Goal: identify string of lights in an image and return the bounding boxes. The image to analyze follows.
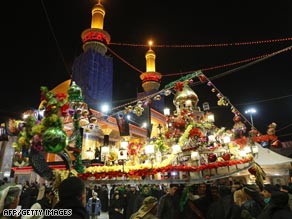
[107,47,144,74]
[108,43,292,78]
[206,45,292,81]
[178,45,292,88]
[276,123,292,133]
[162,54,267,77]
[278,132,292,138]
[109,37,292,48]
[200,73,259,133]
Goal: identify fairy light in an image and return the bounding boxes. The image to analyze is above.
[106,46,143,74]
[109,37,292,48]
[200,72,261,134]
[108,43,292,78]
[148,40,153,48]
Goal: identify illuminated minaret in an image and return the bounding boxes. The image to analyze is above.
[135,41,164,139]
[137,41,164,114]
[81,0,111,55]
[72,0,113,110]
[140,41,162,92]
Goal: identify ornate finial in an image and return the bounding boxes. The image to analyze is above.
[68,81,84,103]
[173,84,199,112]
[148,40,153,49]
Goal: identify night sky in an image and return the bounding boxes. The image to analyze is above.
[1,0,292,141]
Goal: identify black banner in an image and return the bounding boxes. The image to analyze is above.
[116,112,130,136]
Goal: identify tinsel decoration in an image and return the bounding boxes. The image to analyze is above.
[57,149,72,170]
[133,105,144,116]
[248,162,266,190]
[13,115,37,157]
[73,110,84,173]
[67,82,85,173]
[29,149,54,181]
[180,186,191,212]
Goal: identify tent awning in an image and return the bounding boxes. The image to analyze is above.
[255,143,292,166]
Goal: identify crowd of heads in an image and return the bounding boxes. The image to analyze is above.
[0,175,292,219]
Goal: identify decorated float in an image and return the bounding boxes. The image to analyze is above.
[80,73,260,185]
[7,71,285,190]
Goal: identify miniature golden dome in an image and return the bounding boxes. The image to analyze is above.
[173,84,199,107]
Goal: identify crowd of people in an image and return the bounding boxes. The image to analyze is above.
[0,176,292,219]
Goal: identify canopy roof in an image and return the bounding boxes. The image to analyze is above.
[255,143,292,166]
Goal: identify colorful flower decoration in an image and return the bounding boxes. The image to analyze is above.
[80,157,253,180]
[108,149,118,162]
[128,142,142,156]
[174,82,184,92]
[189,127,204,139]
[198,74,207,83]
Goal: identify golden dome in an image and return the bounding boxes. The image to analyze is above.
[51,79,71,94]
[173,84,199,107]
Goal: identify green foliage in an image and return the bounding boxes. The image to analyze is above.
[154,136,169,152]
[13,115,37,153]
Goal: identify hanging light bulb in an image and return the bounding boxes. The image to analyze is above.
[207,113,215,123]
[164,108,170,116]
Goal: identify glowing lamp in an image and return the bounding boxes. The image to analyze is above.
[208,135,216,142]
[191,151,200,160]
[120,140,129,150]
[164,108,170,116]
[185,100,192,107]
[145,144,155,155]
[171,171,178,176]
[244,146,251,153]
[207,113,215,123]
[172,144,181,154]
[223,136,231,144]
[239,151,247,157]
[100,146,109,162]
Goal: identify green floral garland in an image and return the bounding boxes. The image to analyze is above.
[179,124,193,147]
[73,111,84,173]
[13,115,37,154]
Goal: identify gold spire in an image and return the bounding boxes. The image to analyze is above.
[81,0,110,54]
[140,40,162,92]
[145,40,156,72]
[91,0,105,29]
